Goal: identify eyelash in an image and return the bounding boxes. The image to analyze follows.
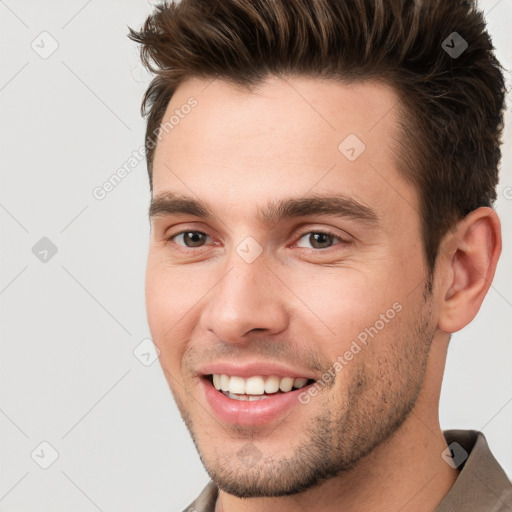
[163,228,350,253]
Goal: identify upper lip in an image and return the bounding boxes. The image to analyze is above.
[197,361,318,380]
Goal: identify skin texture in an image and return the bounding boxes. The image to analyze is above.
[145,76,501,512]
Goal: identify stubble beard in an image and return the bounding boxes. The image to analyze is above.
[173,295,435,498]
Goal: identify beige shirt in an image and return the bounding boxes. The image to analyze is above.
[182,430,512,512]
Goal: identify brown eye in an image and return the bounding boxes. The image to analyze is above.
[310,233,334,249]
[173,231,209,247]
[297,231,338,249]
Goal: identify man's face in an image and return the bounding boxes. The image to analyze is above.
[146,76,437,497]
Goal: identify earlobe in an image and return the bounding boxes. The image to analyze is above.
[438,207,501,334]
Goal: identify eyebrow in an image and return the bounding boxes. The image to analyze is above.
[149,192,379,227]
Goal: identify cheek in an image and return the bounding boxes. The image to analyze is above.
[145,258,172,338]
[145,253,205,325]
[145,259,190,358]
[145,286,190,379]
[145,256,217,367]
[289,268,389,342]
[288,263,415,372]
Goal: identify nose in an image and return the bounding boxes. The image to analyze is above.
[199,256,289,344]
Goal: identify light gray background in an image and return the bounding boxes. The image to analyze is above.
[1,1,511,511]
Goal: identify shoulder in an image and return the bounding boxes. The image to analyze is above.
[437,430,512,512]
[180,481,218,512]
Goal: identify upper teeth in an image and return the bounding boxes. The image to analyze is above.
[212,374,309,395]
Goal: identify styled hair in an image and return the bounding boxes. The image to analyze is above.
[129,0,506,274]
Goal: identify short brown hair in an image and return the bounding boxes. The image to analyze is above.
[129,0,506,275]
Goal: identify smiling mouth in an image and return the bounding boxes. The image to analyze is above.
[206,374,315,401]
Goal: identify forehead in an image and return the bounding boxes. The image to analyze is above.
[151,76,418,225]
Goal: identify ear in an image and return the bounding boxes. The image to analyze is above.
[437,207,502,334]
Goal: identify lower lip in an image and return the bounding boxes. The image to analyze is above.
[201,378,313,426]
